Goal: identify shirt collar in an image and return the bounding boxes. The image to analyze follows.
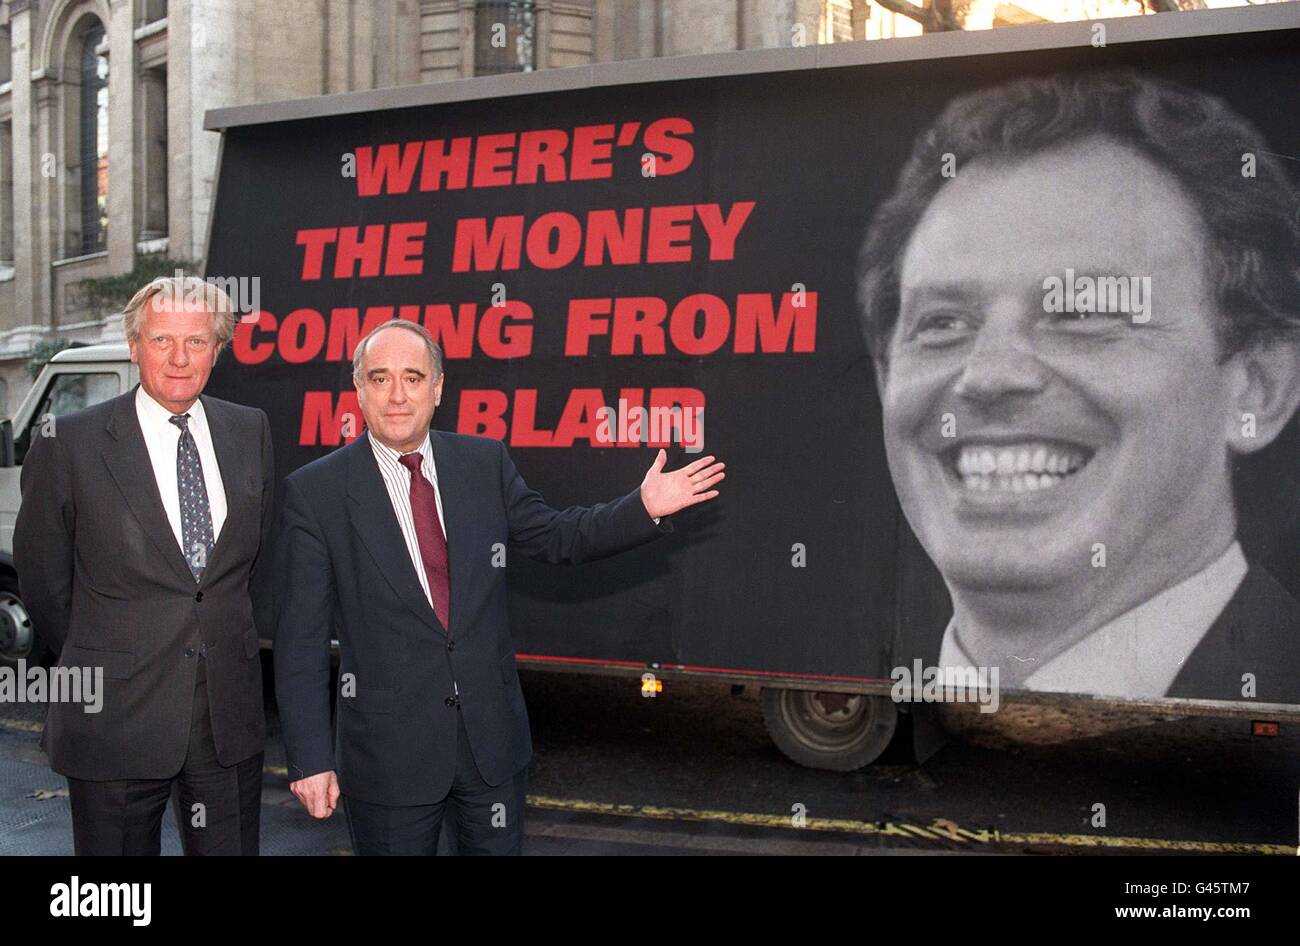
[367,429,435,480]
[938,541,1249,698]
[135,383,208,432]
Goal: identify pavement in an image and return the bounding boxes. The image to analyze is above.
[2,661,1297,855]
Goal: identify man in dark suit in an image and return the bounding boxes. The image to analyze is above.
[14,276,274,855]
[274,319,723,855]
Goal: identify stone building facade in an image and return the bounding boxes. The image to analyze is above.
[0,0,1226,408]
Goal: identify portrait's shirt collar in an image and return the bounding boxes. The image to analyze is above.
[938,541,1248,699]
[938,615,972,669]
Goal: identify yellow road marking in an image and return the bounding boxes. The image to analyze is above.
[526,795,1293,855]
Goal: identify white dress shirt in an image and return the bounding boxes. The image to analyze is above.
[135,385,228,552]
[368,430,446,608]
[938,541,1249,699]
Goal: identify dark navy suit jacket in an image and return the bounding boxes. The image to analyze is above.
[907,562,1300,704]
[1166,564,1300,704]
[272,430,672,805]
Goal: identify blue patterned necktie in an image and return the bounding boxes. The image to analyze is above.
[170,413,214,582]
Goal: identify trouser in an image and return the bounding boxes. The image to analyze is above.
[343,709,528,856]
[66,655,263,856]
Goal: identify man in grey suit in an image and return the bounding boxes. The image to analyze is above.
[14,276,275,855]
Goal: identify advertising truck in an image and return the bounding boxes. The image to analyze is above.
[2,4,1297,771]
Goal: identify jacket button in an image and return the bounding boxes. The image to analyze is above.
[194,591,204,602]
[185,647,195,657]
[446,639,455,651]
[444,696,456,707]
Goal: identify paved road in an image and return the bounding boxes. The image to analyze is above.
[1,661,1296,855]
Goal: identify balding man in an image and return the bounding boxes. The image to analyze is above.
[273,319,724,855]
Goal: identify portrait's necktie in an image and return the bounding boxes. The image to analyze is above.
[399,452,451,633]
[170,413,215,582]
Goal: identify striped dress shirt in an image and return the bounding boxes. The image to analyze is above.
[368,429,447,608]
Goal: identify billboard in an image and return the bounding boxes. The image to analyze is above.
[205,13,1300,708]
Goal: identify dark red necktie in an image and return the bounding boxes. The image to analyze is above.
[398,452,450,633]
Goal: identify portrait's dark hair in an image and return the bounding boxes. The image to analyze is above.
[856,70,1300,369]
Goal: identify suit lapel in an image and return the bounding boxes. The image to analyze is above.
[430,430,466,638]
[1167,565,1300,701]
[346,433,446,634]
[198,394,253,584]
[101,388,198,587]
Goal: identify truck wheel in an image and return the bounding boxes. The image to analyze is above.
[760,687,897,771]
[0,574,48,666]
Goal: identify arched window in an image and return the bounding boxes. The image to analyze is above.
[77,18,109,255]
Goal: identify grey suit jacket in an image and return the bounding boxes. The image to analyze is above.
[14,385,275,780]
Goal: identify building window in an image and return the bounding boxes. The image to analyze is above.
[78,20,109,255]
[139,0,168,26]
[474,1,536,76]
[0,25,12,85]
[138,66,168,242]
[0,121,13,268]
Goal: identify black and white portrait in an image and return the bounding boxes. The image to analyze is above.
[857,71,1300,703]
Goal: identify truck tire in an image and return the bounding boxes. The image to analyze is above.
[760,687,897,771]
[0,573,49,667]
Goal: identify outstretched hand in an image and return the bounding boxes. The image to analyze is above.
[640,450,725,519]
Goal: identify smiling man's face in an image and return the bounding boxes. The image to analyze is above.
[882,138,1240,601]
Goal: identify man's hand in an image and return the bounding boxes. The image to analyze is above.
[290,770,340,819]
[640,450,725,519]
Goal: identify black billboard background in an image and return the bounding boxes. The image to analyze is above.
[205,25,1299,693]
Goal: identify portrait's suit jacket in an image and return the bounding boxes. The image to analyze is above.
[272,430,672,806]
[909,562,1300,704]
[1167,564,1300,704]
[13,385,274,780]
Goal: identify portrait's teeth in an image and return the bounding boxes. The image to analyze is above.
[951,442,1088,493]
